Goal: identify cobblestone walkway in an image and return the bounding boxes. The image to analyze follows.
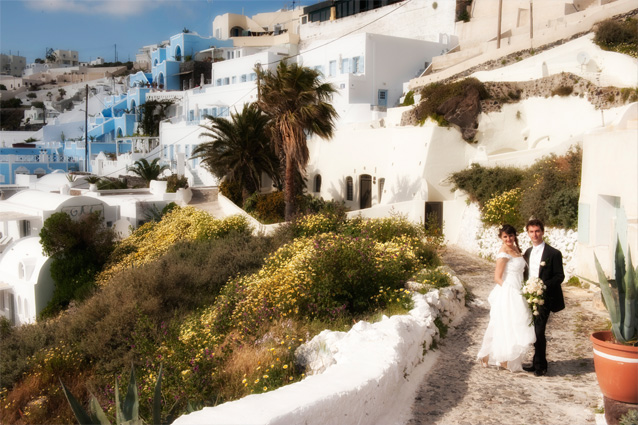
[409,246,609,425]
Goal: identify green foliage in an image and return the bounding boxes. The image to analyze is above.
[448,163,525,207]
[86,175,101,184]
[434,317,449,338]
[412,267,453,291]
[401,91,415,106]
[414,78,488,126]
[619,409,638,425]
[39,212,116,317]
[219,180,243,206]
[594,18,638,57]
[595,240,638,345]
[244,191,285,224]
[457,9,470,22]
[482,188,524,228]
[193,103,280,201]
[61,364,163,425]
[449,147,582,230]
[127,158,169,186]
[164,174,188,193]
[26,92,37,99]
[97,178,128,190]
[552,85,573,97]
[519,146,582,229]
[0,84,6,90]
[257,60,338,221]
[138,100,173,137]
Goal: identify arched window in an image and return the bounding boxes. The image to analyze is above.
[346,176,353,201]
[314,174,322,193]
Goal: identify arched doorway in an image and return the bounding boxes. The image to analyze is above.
[359,174,372,209]
[174,45,182,61]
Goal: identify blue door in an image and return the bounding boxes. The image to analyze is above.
[378,89,388,107]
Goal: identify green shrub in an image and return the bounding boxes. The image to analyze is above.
[482,188,524,228]
[412,267,453,291]
[552,85,573,97]
[448,163,525,207]
[165,174,189,193]
[415,78,488,126]
[254,191,285,223]
[401,91,415,106]
[594,18,638,57]
[219,180,242,205]
[520,146,582,230]
[39,212,116,317]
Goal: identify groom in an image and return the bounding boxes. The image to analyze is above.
[523,218,565,376]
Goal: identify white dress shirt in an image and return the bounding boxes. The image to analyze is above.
[529,242,545,278]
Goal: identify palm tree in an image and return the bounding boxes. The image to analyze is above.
[192,103,280,202]
[256,61,338,220]
[127,158,169,186]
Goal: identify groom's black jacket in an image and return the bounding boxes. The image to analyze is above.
[524,244,565,312]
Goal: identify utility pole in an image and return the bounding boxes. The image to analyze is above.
[530,1,534,41]
[496,0,503,49]
[114,44,118,63]
[85,83,89,172]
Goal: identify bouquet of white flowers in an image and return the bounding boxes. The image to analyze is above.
[522,277,546,323]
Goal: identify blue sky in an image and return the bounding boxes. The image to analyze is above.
[0,0,313,64]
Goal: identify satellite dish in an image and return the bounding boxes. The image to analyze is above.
[577,51,590,65]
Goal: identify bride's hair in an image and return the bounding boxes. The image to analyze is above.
[498,224,521,252]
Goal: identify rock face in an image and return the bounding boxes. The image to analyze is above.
[436,86,481,141]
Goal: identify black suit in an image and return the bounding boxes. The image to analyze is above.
[524,243,565,371]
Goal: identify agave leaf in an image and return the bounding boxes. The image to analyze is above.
[153,364,163,425]
[615,240,627,339]
[595,253,622,340]
[115,378,124,425]
[122,365,139,422]
[120,419,145,425]
[89,395,112,425]
[60,380,94,425]
[623,246,637,343]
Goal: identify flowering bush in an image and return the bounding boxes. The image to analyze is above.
[482,188,523,228]
[98,207,251,283]
[522,277,546,321]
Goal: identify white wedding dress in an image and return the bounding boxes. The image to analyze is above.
[477,252,536,372]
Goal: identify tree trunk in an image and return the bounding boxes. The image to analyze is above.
[284,154,296,221]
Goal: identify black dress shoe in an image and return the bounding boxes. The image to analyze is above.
[534,369,547,376]
[523,365,535,372]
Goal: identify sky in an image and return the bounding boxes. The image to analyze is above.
[0,0,314,64]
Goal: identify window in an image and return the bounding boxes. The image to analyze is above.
[352,56,364,73]
[341,58,350,74]
[241,74,247,83]
[21,220,31,237]
[378,178,385,203]
[220,107,229,117]
[314,65,324,75]
[236,51,241,58]
[232,76,236,84]
[329,60,336,77]
[250,73,257,81]
[216,78,222,86]
[223,77,229,85]
[346,177,353,201]
[314,175,322,193]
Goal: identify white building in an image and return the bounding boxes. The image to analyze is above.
[576,102,638,282]
[51,49,80,67]
[1,54,27,77]
[0,237,54,326]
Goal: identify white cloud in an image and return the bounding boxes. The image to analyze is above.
[23,0,172,17]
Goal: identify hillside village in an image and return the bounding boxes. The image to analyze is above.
[0,0,637,423]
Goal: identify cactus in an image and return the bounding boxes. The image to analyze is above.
[60,364,163,425]
[595,240,638,345]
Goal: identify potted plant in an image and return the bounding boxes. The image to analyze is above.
[85,175,100,192]
[591,240,638,404]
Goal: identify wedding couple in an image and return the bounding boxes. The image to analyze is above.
[477,218,565,376]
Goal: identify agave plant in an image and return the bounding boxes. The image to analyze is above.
[595,240,638,345]
[61,364,163,425]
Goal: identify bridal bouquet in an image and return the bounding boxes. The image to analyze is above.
[522,277,546,321]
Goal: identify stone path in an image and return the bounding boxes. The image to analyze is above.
[409,246,609,425]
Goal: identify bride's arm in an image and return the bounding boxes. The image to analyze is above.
[494,257,508,285]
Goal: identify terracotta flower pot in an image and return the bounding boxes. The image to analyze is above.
[590,330,638,404]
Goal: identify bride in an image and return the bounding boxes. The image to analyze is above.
[477,224,535,372]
